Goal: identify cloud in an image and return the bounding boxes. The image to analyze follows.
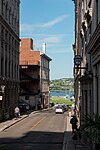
[20,14,68,33]
[33,36,62,50]
[20,24,37,33]
[40,36,63,43]
[41,14,68,28]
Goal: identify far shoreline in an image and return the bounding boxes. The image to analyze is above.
[50,90,74,92]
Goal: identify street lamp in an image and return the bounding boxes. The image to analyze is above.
[74,55,88,116]
[74,55,87,70]
[74,55,82,66]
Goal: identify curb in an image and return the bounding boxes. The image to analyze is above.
[0,115,29,132]
[62,116,76,150]
[62,131,67,150]
[62,116,67,150]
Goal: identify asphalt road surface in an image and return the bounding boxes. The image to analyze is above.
[0,109,68,150]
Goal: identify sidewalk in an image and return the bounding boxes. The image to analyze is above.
[0,114,29,132]
[62,116,90,150]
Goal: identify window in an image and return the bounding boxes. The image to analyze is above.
[84,31,87,47]
[5,3,8,20]
[89,21,92,36]
[25,96,29,100]
[81,0,84,21]
[96,63,99,115]
[5,31,8,52]
[85,90,88,116]
[12,62,13,79]
[5,59,7,78]
[88,0,92,8]
[96,0,98,25]
[85,0,88,10]
[9,61,10,78]
[81,39,84,57]
[1,0,4,15]
[1,58,3,76]
[9,8,11,23]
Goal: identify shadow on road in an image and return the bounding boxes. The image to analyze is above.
[0,130,72,150]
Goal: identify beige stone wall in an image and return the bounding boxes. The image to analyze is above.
[78,0,100,117]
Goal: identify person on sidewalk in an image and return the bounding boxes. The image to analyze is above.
[14,106,20,119]
[70,114,78,133]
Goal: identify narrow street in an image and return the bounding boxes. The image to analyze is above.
[0,109,68,150]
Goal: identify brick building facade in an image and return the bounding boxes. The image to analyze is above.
[20,38,51,109]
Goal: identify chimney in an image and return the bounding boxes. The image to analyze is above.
[42,43,46,54]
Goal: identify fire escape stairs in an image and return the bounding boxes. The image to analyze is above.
[20,70,40,81]
[20,85,39,96]
[20,70,40,96]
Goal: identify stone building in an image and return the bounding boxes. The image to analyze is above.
[73,0,100,118]
[73,0,100,148]
[72,0,81,119]
[20,38,51,110]
[0,0,20,121]
[40,53,52,109]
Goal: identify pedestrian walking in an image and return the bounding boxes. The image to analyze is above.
[70,115,78,133]
[14,106,20,118]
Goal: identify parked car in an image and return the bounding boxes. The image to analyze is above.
[55,105,64,114]
[18,103,30,113]
[61,104,67,112]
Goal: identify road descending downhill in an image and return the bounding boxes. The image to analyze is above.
[0,109,68,150]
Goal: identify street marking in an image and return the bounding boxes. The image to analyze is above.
[0,144,7,148]
[30,115,47,130]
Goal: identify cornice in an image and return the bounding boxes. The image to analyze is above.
[86,23,100,54]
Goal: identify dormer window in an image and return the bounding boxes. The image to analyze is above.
[81,21,87,33]
[88,0,92,8]
[80,29,84,39]
[84,10,91,23]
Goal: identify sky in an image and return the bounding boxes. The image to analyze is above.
[20,0,75,80]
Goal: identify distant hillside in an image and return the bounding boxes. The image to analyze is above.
[50,78,74,91]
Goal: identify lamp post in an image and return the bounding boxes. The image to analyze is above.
[74,55,88,116]
[74,55,82,72]
[74,55,87,70]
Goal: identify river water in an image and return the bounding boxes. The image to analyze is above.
[50,91,74,98]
